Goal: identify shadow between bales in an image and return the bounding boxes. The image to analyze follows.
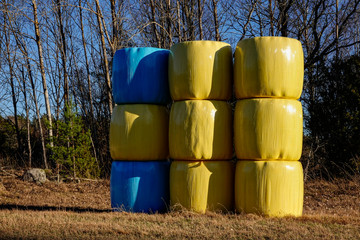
[0,204,112,213]
[209,45,233,99]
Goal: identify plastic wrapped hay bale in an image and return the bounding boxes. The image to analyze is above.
[112,47,170,105]
[234,98,303,160]
[169,41,232,100]
[170,160,234,213]
[235,161,303,217]
[169,100,232,160]
[110,104,168,160]
[234,37,303,99]
[111,161,170,213]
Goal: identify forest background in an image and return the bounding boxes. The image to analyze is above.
[0,0,359,180]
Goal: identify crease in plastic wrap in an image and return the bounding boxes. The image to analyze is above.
[169,100,233,160]
[170,161,234,213]
[234,98,303,160]
[110,161,170,213]
[234,37,304,99]
[235,161,304,217]
[169,41,232,100]
[112,47,170,105]
[110,104,169,160]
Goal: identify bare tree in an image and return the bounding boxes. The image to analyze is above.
[165,0,173,45]
[277,0,294,37]
[110,0,118,53]
[15,34,48,170]
[176,0,182,42]
[20,66,32,167]
[94,0,113,115]
[110,0,127,52]
[54,0,69,106]
[3,4,44,168]
[197,0,204,40]
[2,4,21,156]
[79,0,94,120]
[149,0,161,47]
[210,0,221,41]
[32,0,53,168]
[268,0,275,36]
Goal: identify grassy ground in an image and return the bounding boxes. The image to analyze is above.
[0,169,359,239]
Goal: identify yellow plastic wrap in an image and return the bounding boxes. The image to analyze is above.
[235,161,303,217]
[234,99,303,160]
[169,41,232,100]
[169,100,232,160]
[110,104,168,160]
[170,160,234,213]
[234,37,304,99]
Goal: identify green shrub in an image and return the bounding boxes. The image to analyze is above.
[48,101,99,179]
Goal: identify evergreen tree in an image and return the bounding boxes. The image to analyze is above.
[48,101,99,179]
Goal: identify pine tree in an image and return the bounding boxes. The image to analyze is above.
[48,101,99,179]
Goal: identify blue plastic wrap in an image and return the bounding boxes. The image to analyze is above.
[110,161,170,213]
[112,47,170,105]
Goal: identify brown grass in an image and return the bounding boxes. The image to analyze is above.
[0,169,360,239]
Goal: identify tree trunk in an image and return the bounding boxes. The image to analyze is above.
[197,0,203,40]
[20,67,32,168]
[110,0,118,54]
[277,0,293,37]
[335,0,339,60]
[255,4,263,36]
[158,1,167,47]
[149,0,161,48]
[211,0,221,41]
[94,0,113,115]
[79,0,95,120]
[8,60,21,157]
[10,19,41,169]
[182,1,195,41]
[176,0,182,42]
[269,0,275,36]
[5,42,21,157]
[3,3,21,157]
[240,0,258,40]
[166,0,172,46]
[55,0,69,106]
[23,40,48,170]
[32,0,53,168]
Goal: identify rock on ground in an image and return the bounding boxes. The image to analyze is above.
[23,168,47,184]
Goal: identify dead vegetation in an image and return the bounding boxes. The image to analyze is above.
[0,169,359,239]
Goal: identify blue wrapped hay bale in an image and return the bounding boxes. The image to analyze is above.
[112,47,171,105]
[110,161,170,213]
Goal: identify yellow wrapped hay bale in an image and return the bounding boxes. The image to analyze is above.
[169,41,232,100]
[234,98,303,160]
[170,160,234,213]
[235,161,304,217]
[110,104,168,160]
[169,100,232,160]
[234,37,304,99]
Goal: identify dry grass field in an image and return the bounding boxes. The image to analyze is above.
[0,169,359,239]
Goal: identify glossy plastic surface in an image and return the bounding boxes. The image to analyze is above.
[234,99,303,160]
[235,161,303,217]
[170,160,234,213]
[234,37,304,99]
[169,41,232,100]
[169,100,232,160]
[110,104,168,160]
[110,161,170,213]
[112,47,170,104]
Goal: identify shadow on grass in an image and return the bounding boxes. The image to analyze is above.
[0,204,112,213]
